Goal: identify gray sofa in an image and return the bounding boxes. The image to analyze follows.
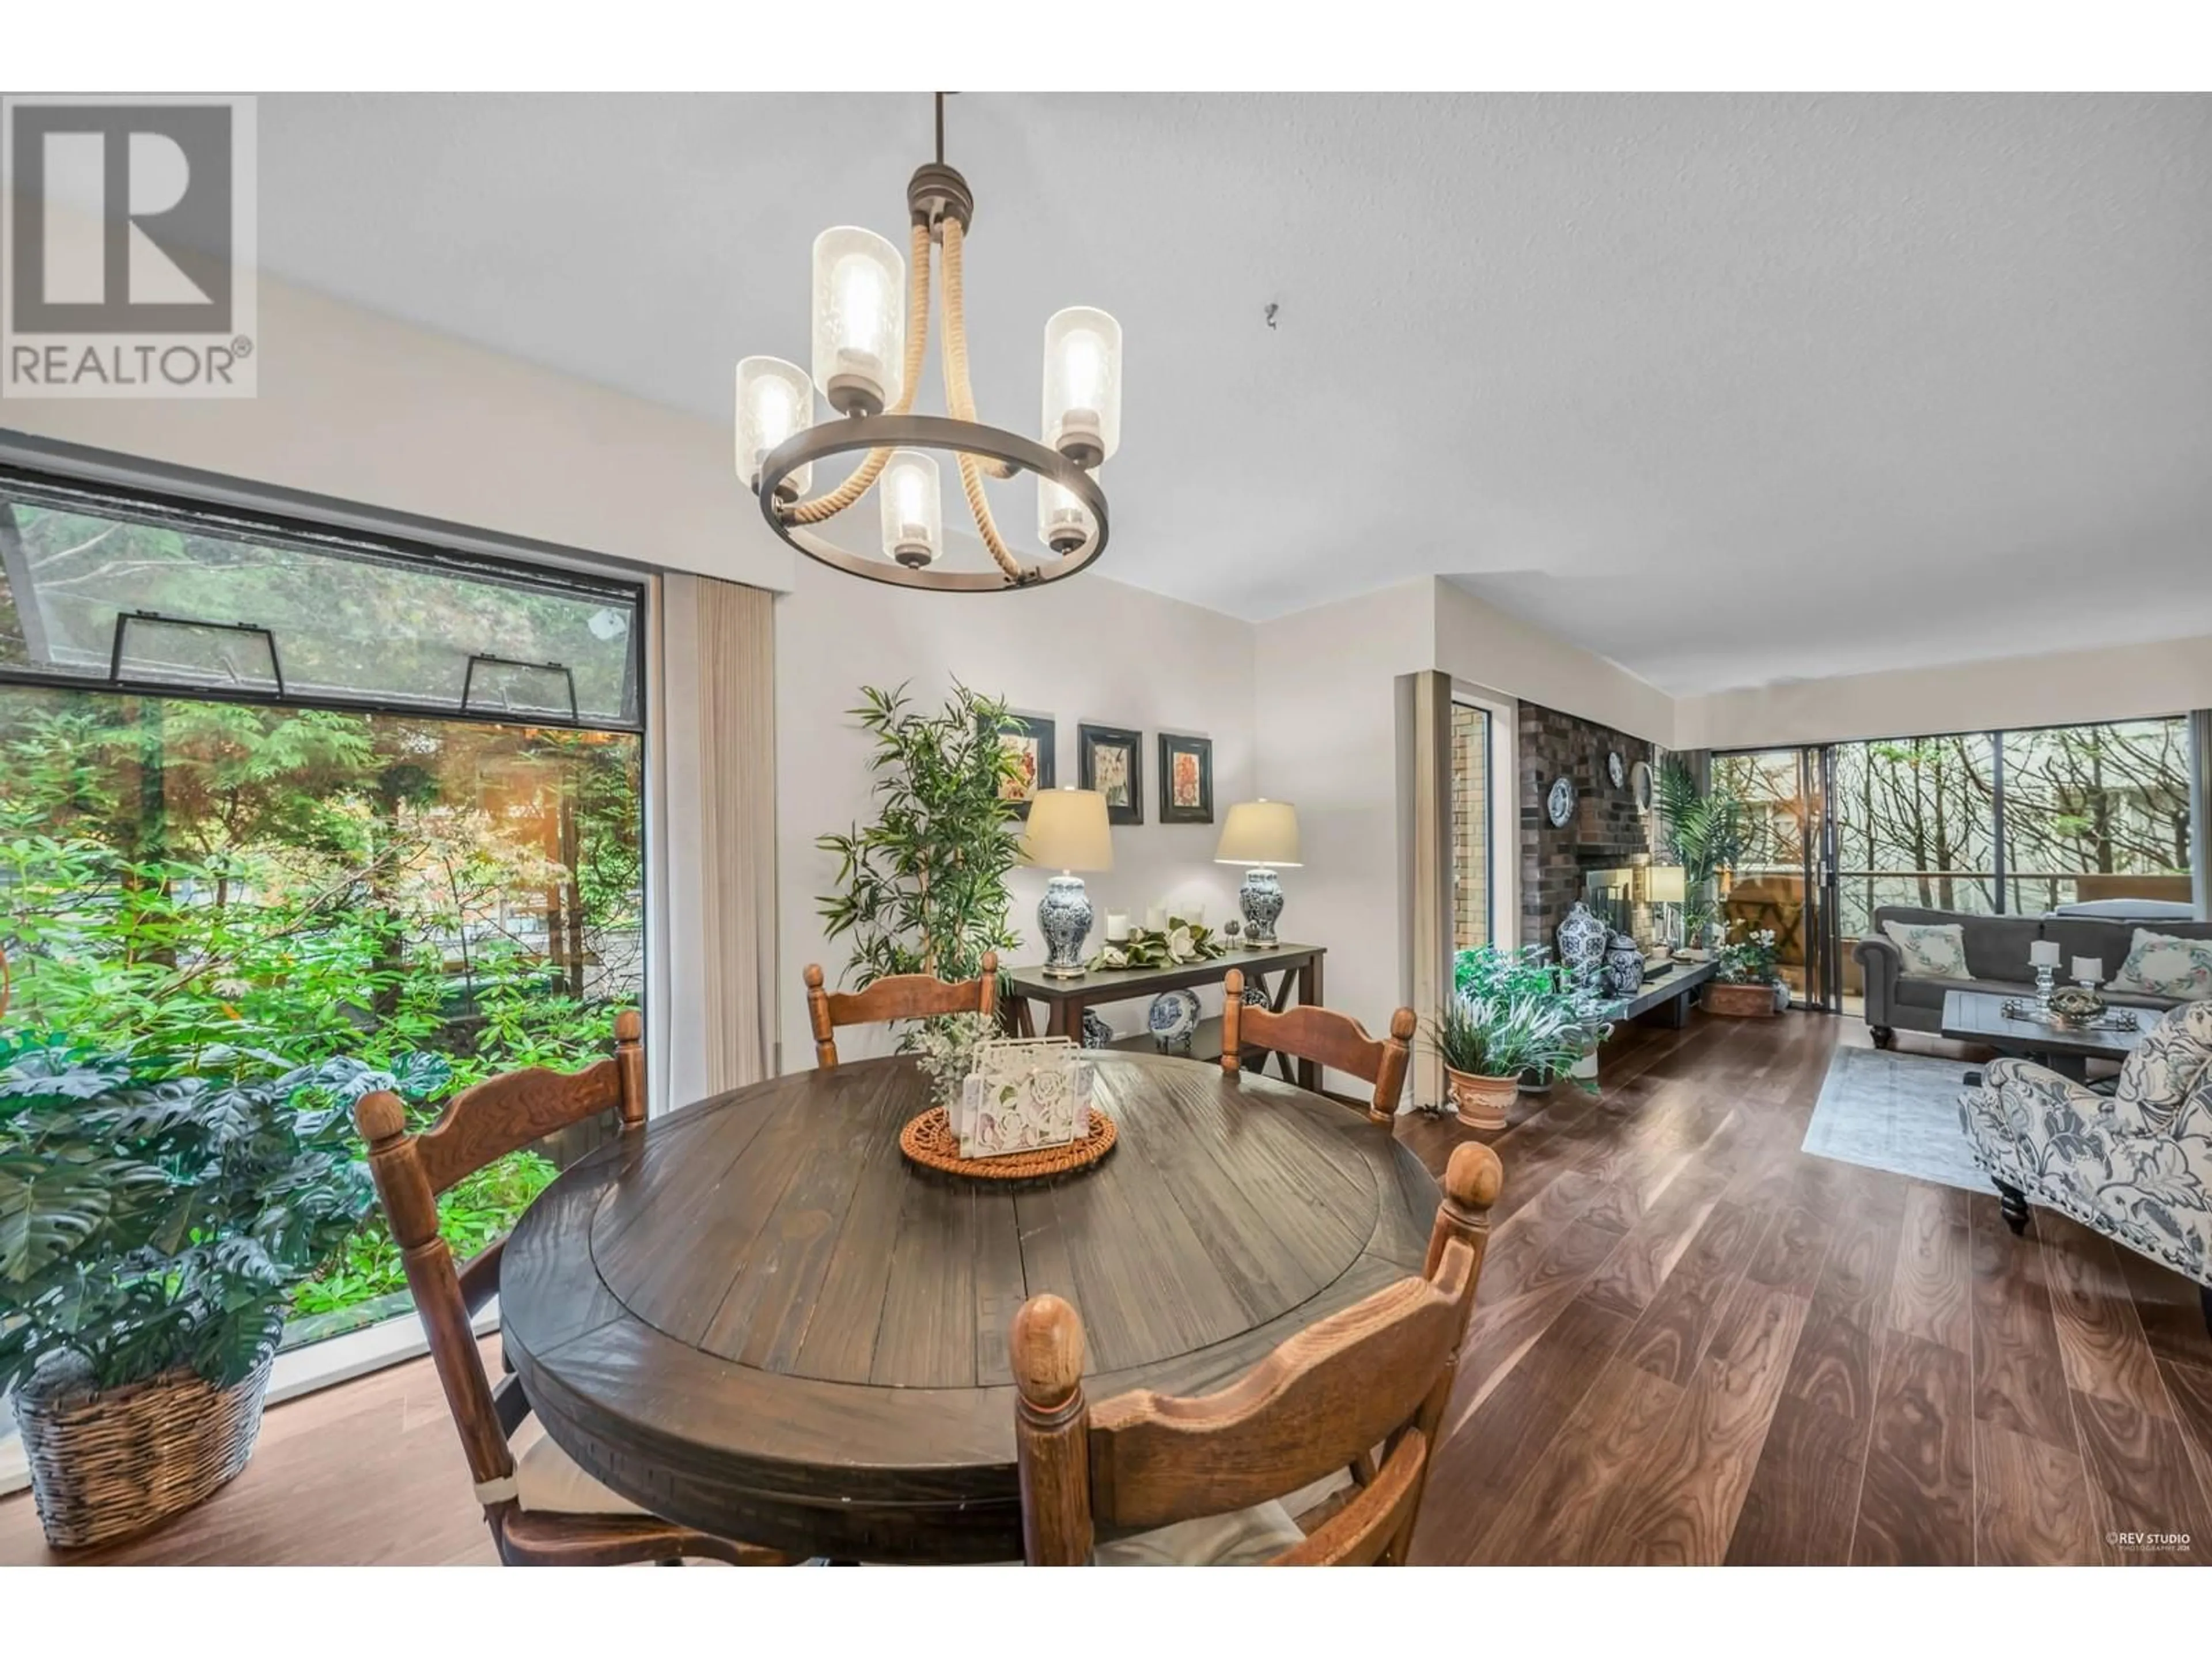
[1856,904,2212,1048]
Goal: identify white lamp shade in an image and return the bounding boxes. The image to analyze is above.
[734,356,814,495]
[1041,306,1122,464]
[1215,800,1301,867]
[1021,787,1113,872]
[1036,469,1098,556]
[1647,865,1687,904]
[879,449,942,568]
[811,226,905,415]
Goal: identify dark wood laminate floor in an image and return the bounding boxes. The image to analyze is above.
[6,1012,2209,1566]
[1397,1012,2212,1566]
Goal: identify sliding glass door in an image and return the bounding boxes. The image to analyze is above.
[1712,747,1838,1010]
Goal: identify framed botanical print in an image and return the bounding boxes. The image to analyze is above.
[1077,722,1144,824]
[1157,732,1214,824]
[989,711,1056,819]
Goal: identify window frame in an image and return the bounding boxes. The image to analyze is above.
[0,450,647,733]
[1450,679,1519,949]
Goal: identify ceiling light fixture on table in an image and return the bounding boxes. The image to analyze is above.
[734,92,1120,592]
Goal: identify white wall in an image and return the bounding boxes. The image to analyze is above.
[774,558,1257,1071]
[1676,632,2212,751]
[1433,577,1676,746]
[1251,579,1438,1083]
[0,243,791,594]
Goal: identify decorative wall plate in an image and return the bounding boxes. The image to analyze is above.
[1607,750,1625,788]
[1630,759,1654,815]
[1546,775,1577,828]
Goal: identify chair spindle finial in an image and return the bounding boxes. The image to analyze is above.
[1011,1293,1086,1411]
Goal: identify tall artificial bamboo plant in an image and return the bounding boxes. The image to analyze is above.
[816,682,1027,988]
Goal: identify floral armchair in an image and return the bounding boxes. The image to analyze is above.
[1959,1000,2212,1335]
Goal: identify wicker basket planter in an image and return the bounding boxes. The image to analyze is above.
[1703,980,1779,1019]
[12,1340,276,1550]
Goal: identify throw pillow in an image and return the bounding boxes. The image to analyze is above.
[1881,919,1969,980]
[2108,928,2212,1001]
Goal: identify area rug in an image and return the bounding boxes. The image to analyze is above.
[1801,1045,1995,1194]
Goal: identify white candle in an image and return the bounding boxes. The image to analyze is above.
[2073,956,2104,984]
[1145,905,1167,931]
[2029,940,2061,967]
[1104,911,1130,942]
[1187,901,1206,926]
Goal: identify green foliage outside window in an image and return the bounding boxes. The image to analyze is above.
[0,685,642,1326]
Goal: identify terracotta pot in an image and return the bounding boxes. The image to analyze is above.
[1445,1065,1518,1130]
[1703,980,1778,1018]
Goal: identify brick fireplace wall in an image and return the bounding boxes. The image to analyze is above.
[1519,702,1664,954]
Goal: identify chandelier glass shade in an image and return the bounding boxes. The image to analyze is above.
[736,96,1119,592]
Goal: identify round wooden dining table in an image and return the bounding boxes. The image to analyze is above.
[500,1048,1441,1563]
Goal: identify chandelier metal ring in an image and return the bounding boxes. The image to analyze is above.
[758,415,1109,592]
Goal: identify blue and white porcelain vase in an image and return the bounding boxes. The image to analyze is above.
[1147,988,1202,1052]
[1081,1009,1116,1050]
[1601,932,1645,998]
[1037,874,1094,980]
[1238,868,1285,946]
[1556,902,1609,982]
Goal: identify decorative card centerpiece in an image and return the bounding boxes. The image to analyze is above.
[956,1036,1094,1160]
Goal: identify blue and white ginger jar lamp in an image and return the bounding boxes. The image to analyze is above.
[1020,786,1113,979]
[1215,798,1301,948]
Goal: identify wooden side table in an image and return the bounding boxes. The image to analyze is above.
[1001,942,1328,1090]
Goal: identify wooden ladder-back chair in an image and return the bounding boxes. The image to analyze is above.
[1220,967,1415,1124]
[804,953,999,1070]
[1010,1141,1502,1566]
[354,1010,786,1567]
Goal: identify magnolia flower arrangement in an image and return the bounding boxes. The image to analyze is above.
[1089,915,1226,971]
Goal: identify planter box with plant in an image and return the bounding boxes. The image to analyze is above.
[0,1033,405,1548]
[1703,926,1789,1018]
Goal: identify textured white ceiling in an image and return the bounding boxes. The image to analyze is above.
[245,92,2212,694]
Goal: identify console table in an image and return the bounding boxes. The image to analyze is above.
[1001,941,1327,1090]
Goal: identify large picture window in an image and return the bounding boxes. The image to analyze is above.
[1720,718,2195,1014]
[1829,720,2190,938]
[0,472,645,1338]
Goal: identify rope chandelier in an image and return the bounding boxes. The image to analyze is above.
[736,93,1119,592]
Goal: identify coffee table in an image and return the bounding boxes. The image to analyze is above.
[1938,988,2150,1082]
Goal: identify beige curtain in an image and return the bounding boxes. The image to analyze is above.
[675,575,778,1094]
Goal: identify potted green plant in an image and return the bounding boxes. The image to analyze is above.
[1453,944,1571,1092]
[1429,989,1602,1130]
[0,1033,384,1548]
[1704,926,1788,1017]
[817,681,1025,988]
[1655,760,1749,954]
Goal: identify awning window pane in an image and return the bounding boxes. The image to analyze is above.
[0,476,639,728]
